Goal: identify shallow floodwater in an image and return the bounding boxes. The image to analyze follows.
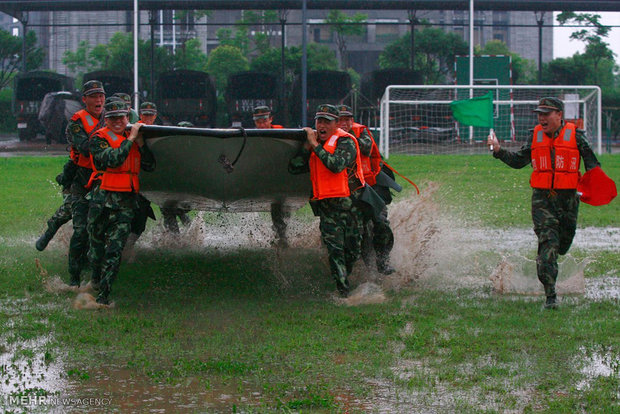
[4,191,619,412]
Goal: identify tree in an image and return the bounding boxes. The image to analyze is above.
[204,45,249,91]
[172,38,208,71]
[0,29,44,91]
[250,43,339,83]
[379,28,468,84]
[556,12,616,86]
[478,40,536,84]
[325,10,367,69]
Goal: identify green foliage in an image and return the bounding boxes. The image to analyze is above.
[0,29,44,90]
[250,44,339,83]
[216,11,280,57]
[172,38,208,71]
[379,28,468,84]
[325,10,367,69]
[477,40,537,84]
[0,88,16,132]
[204,45,249,91]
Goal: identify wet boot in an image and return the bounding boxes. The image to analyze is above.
[35,229,55,251]
[543,284,558,310]
[68,273,81,287]
[90,267,101,292]
[96,282,110,305]
[376,254,395,275]
[544,295,558,310]
[336,279,350,298]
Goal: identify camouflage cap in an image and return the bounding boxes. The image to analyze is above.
[140,101,157,115]
[104,100,129,118]
[82,80,105,96]
[253,105,272,120]
[113,92,132,105]
[533,97,564,114]
[105,96,126,106]
[314,104,339,121]
[337,104,353,117]
[177,121,194,127]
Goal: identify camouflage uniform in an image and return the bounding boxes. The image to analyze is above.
[289,128,364,295]
[493,122,599,300]
[66,96,105,285]
[356,127,395,273]
[160,207,191,233]
[87,110,156,304]
[35,159,77,251]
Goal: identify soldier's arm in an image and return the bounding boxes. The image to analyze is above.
[288,146,312,174]
[315,136,356,173]
[66,119,91,157]
[493,140,532,169]
[357,129,373,156]
[576,131,600,171]
[89,134,133,171]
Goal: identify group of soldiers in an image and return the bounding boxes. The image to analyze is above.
[287,103,399,297]
[35,80,160,305]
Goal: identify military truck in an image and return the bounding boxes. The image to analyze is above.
[225,71,284,128]
[83,70,133,98]
[289,70,351,127]
[156,70,217,127]
[13,71,74,141]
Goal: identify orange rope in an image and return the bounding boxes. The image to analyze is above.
[382,161,420,195]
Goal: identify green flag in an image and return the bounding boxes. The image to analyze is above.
[450,92,494,128]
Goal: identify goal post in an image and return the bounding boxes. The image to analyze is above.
[379,85,602,157]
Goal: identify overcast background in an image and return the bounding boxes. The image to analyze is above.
[553,12,620,62]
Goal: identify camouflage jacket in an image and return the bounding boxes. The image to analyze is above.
[356,128,374,157]
[88,134,156,210]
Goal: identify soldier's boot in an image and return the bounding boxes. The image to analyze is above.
[336,278,350,298]
[96,282,111,305]
[543,284,558,310]
[35,229,55,251]
[68,272,81,287]
[361,231,373,267]
[376,254,395,275]
[90,267,102,292]
[179,212,191,227]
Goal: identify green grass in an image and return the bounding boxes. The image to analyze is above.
[0,155,618,412]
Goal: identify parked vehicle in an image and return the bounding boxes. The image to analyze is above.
[156,70,217,127]
[289,70,351,127]
[38,91,83,144]
[225,71,283,127]
[12,71,74,141]
[83,70,134,98]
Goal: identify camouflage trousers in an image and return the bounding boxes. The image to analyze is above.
[531,189,580,297]
[44,190,72,237]
[317,198,364,287]
[87,203,135,299]
[68,190,91,281]
[361,204,394,269]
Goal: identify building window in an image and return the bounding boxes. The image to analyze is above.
[12,27,19,36]
[12,17,18,23]
[375,20,399,43]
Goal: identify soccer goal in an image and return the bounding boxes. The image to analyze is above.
[379,85,602,157]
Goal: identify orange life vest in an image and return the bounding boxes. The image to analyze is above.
[351,122,382,186]
[96,127,142,193]
[70,109,100,169]
[530,122,580,190]
[309,128,365,200]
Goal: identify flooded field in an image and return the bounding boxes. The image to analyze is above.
[1,190,618,412]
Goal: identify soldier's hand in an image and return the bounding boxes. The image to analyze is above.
[303,127,318,149]
[487,130,500,153]
[128,123,143,145]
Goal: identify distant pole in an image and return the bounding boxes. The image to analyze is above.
[535,11,545,84]
[408,10,416,71]
[133,0,140,108]
[469,0,474,143]
[279,9,288,116]
[149,11,156,98]
[301,0,308,127]
[20,12,28,72]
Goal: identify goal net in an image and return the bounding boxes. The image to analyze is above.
[379,85,602,157]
